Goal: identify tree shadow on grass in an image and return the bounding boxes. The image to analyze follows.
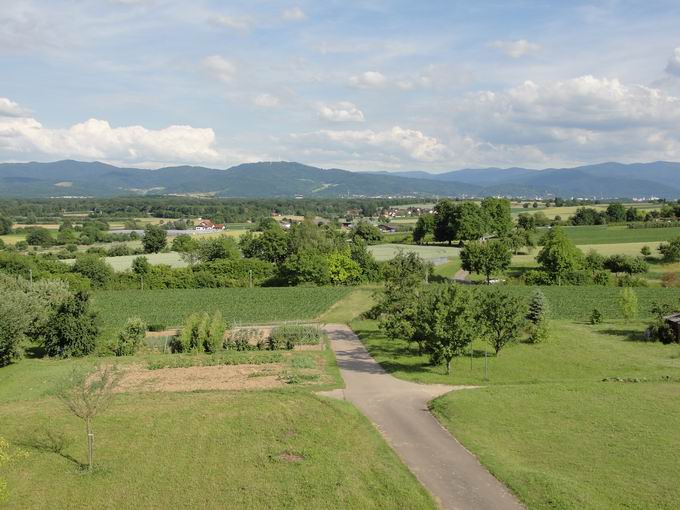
[24,344,46,359]
[18,428,87,470]
[601,328,648,342]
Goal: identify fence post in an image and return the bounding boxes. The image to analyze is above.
[484,350,488,380]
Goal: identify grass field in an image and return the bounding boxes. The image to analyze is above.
[92,287,350,331]
[431,382,680,510]
[368,243,460,262]
[0,282,434,509]
[352,315,680,509]
[0,390,434,509]
[556,225,680,245]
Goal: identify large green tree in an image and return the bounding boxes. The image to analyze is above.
[142,224,167,253]
[536,227,583,284]
[412,214,434,244]
[481,197,512,238]
[460,240,512,283]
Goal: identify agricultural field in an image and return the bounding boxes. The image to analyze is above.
[92,287,350,332]
[352,309,680,509]
[0,233,27,245]
[97,251,187,271]
[368,243,460,262]
[557,225,680,245]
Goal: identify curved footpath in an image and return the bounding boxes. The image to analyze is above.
[319,324,524,510]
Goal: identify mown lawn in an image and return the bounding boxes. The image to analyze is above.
[431,383,680,510]
[352,319,680,386]
[352,308,680,509]
[0,391,435,509]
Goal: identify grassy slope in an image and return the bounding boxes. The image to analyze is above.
[0,391,434,509]
[0,287,434,509]
[431,383,680,510]
[351,313,680,509]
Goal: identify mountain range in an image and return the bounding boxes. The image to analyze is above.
[0,160,678,199]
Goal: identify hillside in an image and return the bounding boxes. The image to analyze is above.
[0,160,678,198]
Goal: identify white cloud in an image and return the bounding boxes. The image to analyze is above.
[348,71,387,89]
[253,94,280,108]
[282,7,305,21]
[0,98,222,165]
[0,98,27,117]
[202,55,237,83]
[293,126,447,162]
[317,102,364,122]
[450,76,680,166]
[212,15,252,32]
[490,39,541,58]
[666,48,680,76]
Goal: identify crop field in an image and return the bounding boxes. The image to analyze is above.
[488,285,679,321]
[92,287,350,330]
[0,233,27,245]
[368,243,460,262]
[554,225,680,245]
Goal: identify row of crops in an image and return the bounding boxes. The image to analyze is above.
[482,286,680,321]
[92,287,350,331]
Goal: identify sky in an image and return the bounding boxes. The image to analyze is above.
[1,0,680,172]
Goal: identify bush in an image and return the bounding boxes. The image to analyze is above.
[616,275,648,287]
[172,311,224,353]
[527,318,549,344]
[147,323,166,332]
[661,272,678,288]
[619,288,638,321]
[590,308,603,325]
[71,255,113,288]
[268,324,323,350]
[114,318,147,356]
[43,291,99,358]
[204,311,224,354]
[224,328,258,351]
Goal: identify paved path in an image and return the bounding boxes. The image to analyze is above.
[320,324,524,510]
[453,269,471,284]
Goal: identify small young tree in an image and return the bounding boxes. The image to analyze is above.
[131,256,150,275]
[526,290,549,325]
[477,289,527,355]
[428,285,479,374]
[640,245,652,258]
[59,365,118,472]
[619,287,638,322]
[114,318,147,356]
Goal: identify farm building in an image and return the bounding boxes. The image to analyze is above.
[377,224,397,233]
[665,313,680,342]
[195,219,225,231]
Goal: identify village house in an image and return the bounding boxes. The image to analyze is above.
[195,219,225,231]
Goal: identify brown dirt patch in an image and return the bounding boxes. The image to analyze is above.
[116,363,286,393]
[277,452,305,463]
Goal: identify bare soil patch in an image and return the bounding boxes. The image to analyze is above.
[116,363,286,393]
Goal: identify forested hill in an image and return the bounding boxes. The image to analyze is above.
[0,160,679,198]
